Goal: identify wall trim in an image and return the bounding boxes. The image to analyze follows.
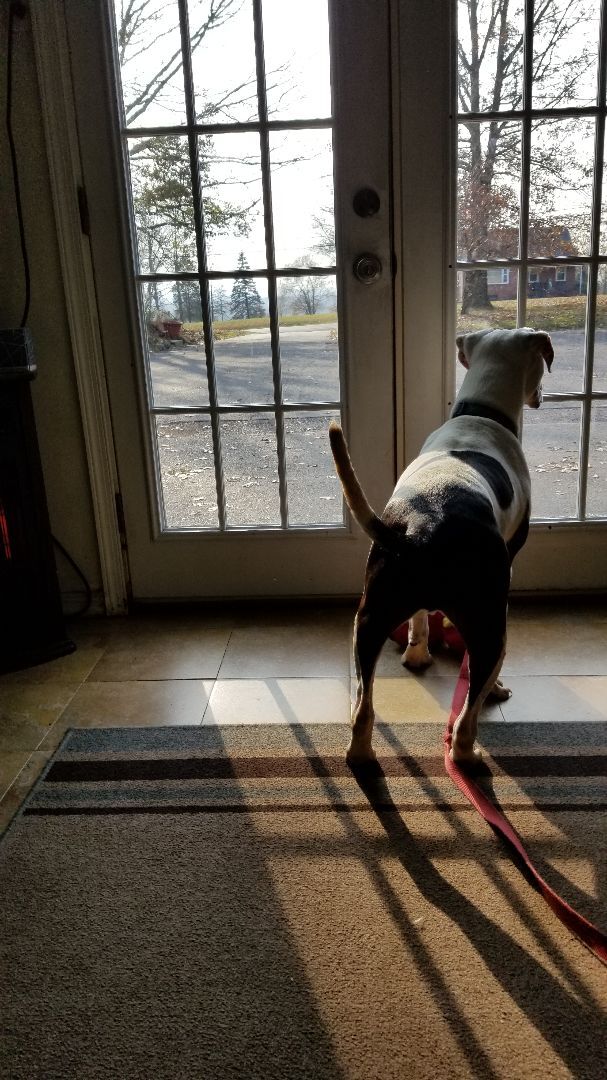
[30,0,128,614]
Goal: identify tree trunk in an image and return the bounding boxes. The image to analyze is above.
[461,269,492,313]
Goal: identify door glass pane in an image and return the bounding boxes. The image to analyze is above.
[523,402,582,520]
[284,411,343,526]
[114,0,185,127]
[262,0,331,120]
[220,415,281,526]
[527,267,588,395]
[528,119,595,259]
[532,0,601,110]
[201,133,266,271]
[189,0,258,124]
[455,269,519,394]
[600,155,607,254]
[587,405,607,518]
[129,137,196,275]
[270,131,335,267]
[142,282,210,409]
[457,0,525,114]
[593,300,607,389]
[278,281,339,403]
[457,122,521,262]
[156,415,218,529]
[213,278,273,405]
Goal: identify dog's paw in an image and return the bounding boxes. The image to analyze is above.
[346,744,378,771]
[488,679,511,702]
[449,743,483,767]
[402,642,433,670]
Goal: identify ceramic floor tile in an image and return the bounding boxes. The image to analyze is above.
[218,624,351,678]
[0,752,31,801]
[503,612,607,676]
[0,684,79,752]
[361,676,502,725]
[38,680,215,748]
[0,645,106,686]
[66,616,115,647]
[498,676,607,723]
[0,752,53,834]
[205,678,351,725]
[230,603,357,630]
[88,628,231,681]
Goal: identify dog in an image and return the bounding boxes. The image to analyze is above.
[329,327,554,767]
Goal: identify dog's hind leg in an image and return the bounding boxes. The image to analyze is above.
[349,608,386,766]
[349,568,405,767]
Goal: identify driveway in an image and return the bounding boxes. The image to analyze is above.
[151,325,607,525]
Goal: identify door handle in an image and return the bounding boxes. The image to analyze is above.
[353,253,382,284]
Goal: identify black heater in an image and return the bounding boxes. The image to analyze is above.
[0,329,75,673]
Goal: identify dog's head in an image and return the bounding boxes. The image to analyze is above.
[456,327,553,409]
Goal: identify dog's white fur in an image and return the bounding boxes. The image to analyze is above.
[330,327,554,766]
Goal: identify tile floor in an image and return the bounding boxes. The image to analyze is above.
[1,598,606,832]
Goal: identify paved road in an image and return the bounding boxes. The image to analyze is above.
[151,325,607,526]
[154,325,341,528]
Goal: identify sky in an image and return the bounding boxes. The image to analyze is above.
[114,0,334,273]
[114,0,607,281]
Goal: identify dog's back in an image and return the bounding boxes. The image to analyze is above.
[329,417,527,556]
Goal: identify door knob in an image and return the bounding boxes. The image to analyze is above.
[353,253,382,284]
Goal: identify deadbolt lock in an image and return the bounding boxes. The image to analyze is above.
[353,253,382,284]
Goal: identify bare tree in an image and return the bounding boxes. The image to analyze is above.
[279,257,331,315]
[458,0,596,312]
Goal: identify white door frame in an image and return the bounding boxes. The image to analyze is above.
[30,0,128,614]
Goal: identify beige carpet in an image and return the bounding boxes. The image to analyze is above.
[1,722,606,1079]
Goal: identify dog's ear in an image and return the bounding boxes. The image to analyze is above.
[455,334,469,369]
[531,331,554,372]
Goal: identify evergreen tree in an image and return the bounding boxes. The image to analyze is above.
[230,253,265,319]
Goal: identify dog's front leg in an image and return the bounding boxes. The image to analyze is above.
[402,610,432,669]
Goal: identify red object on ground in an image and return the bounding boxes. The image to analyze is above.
[445,655,607,966]
[163,320,183,339]
[391,611,466,657]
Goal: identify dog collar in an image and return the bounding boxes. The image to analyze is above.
[450,400,519,438]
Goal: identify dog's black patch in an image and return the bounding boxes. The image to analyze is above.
[506,507,530,563]
[449,450,514,509]
[450,400,518,438]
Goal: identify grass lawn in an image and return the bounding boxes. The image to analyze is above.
[457,294,607,333]
[182,297,607,340]
[182,312,338,343]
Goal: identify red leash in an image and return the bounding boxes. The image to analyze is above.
[444,654,607,966]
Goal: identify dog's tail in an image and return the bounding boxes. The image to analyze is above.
[328,422,403,554]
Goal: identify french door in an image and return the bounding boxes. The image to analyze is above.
[64,0,396,600]
[61,0,607,602]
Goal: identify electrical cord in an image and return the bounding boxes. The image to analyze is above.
[6,1,31,328]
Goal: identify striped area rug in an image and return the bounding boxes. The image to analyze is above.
[1,722,606,1079]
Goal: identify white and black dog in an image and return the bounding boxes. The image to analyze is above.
[329,327,554,767]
